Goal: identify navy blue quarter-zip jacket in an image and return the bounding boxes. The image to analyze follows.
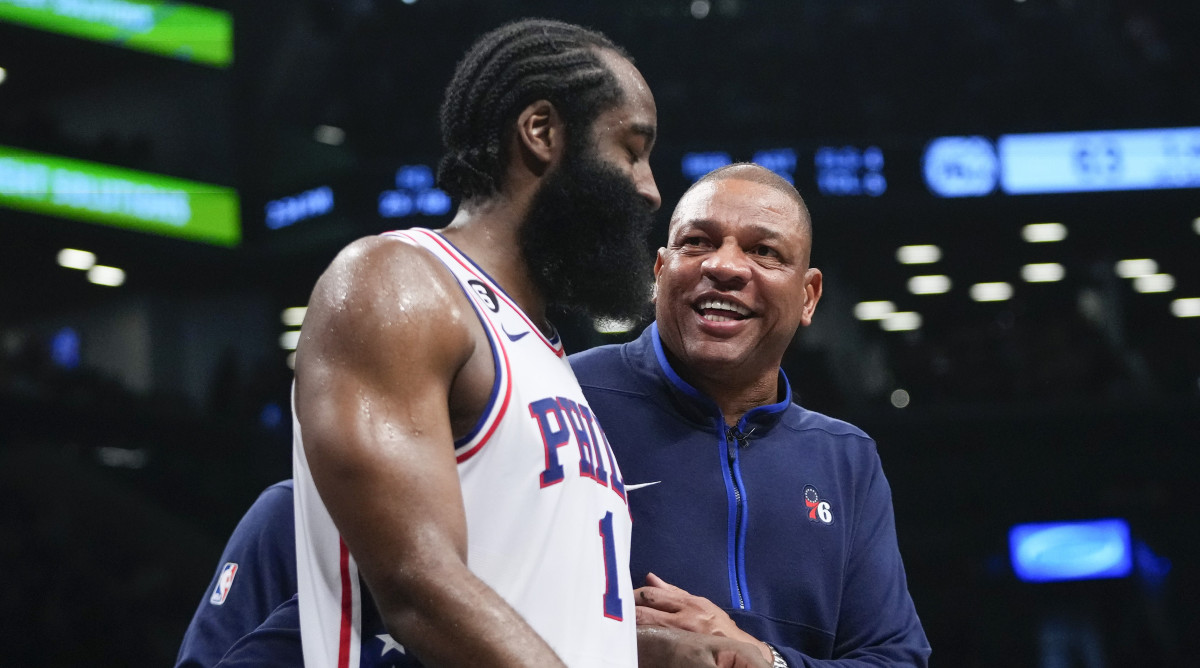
[570,324,930,667]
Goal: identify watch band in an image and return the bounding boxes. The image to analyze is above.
[768,644,787,668]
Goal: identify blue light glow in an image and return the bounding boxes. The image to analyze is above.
[1009,518,1133,583]
[816,145,887,197]
[751,148,797,184]
[681,151,732,182]
[265,186,334,229]
[50,327,81,370]
[999,127,1200,195]
[395,165,435,190]
[922,136,999,198]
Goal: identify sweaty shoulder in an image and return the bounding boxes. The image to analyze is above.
[295,235,477,388]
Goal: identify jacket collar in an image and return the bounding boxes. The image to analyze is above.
[626,322,793,436]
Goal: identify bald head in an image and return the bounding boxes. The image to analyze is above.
[673,163,811,237]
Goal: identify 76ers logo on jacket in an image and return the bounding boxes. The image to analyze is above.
[804,486,834,525]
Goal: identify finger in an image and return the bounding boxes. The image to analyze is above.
[636,603,704,634]
[645,571,687,593]
[635,585,686,612]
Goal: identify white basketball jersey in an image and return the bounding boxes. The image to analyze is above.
[293,228,636,668]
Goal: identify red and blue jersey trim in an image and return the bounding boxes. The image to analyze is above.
[403,228,566,358]
[383,229,514,464]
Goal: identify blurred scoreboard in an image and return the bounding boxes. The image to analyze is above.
[680,125,1200,201]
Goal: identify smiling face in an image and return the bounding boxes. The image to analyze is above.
[653,174,822,392]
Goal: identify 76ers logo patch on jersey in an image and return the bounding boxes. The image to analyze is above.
[804,486,834,525]
[209,562,238,605]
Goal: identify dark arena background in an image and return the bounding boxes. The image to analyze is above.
[2,1,1198,666]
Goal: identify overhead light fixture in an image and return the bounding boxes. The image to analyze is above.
[313,124,345,146]
[970,282,1013,302]
[281,306,308,327]
[890,389,911,408]
[896,245,942,264]
[1133,274,1175,294]
[1022,222,1067,243]
[690,0,711,19]
[1193,217,1200,235]
[854,301,895,320]
[87,265,125,287]
[1021,263,1065,283]
[57,248,96,270]
[907,275,952,295]
[1114,258,1158,278]
[1170,298,1200,318]
[279,330,301,350]
[0,66,7,86]
[880,312,922,331]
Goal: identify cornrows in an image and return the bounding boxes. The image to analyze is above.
[437,18,630,201]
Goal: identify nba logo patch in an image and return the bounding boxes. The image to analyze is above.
[210,562,238,605]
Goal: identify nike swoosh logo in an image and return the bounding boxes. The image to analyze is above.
[501,324,529,342]
[625,481,662,491]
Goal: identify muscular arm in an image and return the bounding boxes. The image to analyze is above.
[295,236,565,668]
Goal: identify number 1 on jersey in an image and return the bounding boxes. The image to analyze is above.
[598,511,623,620]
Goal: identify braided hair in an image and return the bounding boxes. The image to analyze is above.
[437,18,630,201]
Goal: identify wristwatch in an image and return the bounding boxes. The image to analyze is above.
[767,644,787,668]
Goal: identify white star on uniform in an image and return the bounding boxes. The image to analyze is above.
[377,634,405,656]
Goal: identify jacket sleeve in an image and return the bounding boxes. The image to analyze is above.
[175,482,298,668]
[212,595,304,668]
[779,448,930,668]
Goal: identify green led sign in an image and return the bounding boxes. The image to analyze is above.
[0,0,232,68]
[0,145,241,246]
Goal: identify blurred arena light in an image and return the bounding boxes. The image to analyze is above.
[279,330,301,350]
[1171,298,1200,317]
[890,389,911,408]
[880,311,922,331]
[1020,263,1065,283]
[57,248,96,270]
[313,125,346,146]
[86,265,125,287]
[594,316,637,334]
[1193,216,1200,235]
[0,66,6,85]
[896,245,942,264]
[1022,222,1067,243]
[970,282,1013,302]
[907,275,952,295]
[690,0,711,19]
[1133,274,1175,293]
[854,300,895,320]
[1009,518,1132,583]
[281,306,307,327]
[1115,258,1159,278]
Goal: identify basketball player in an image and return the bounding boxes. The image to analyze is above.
[285,19,768,668]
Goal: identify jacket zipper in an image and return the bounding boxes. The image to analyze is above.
[725,424,754,610]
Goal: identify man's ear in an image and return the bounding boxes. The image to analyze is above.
[651,248,667,303]
[798,268,823,327]
[514,100,565,174]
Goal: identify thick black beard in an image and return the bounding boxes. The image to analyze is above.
[519,147,656,321]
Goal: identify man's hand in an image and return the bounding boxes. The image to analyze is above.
[638,626,772,668]
[636,573,774,664]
